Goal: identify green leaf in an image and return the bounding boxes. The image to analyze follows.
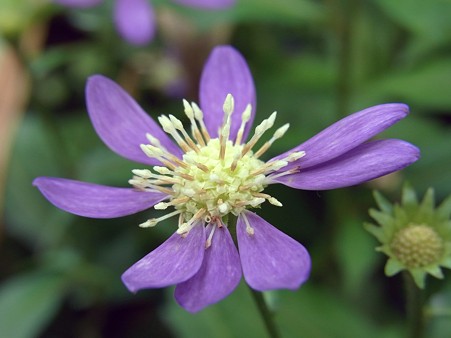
[336,219,379,295]
[376,0,451,41]
[361,59,451,109]
[0,272,66,338]
[164,282,268,338]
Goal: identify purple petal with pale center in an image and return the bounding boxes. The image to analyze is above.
[273,139,420,190]
[122,224,205,291]
[86,75,182,166]
[237,211,311,291]
[200,46,256,142]
[113,0,155,45]
[55,0,102,8]
[33,177,168,218]
[272,103,409,171]
[173,0,235,9]
[175,225,242,312]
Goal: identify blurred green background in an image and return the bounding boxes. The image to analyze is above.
[1,0,451,337]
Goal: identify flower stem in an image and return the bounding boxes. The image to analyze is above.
[248,287,281,338]
[403,272,425,338]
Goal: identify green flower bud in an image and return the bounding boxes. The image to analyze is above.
[365,185,451,288]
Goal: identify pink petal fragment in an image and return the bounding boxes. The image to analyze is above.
[273,139,420,190]
[200,46,256,142]
[237,211,311,291]
[114,0,155,45]
[175,225,241,312]
[122,224,205,291]
[33,177,167,218]
[272,103,409,171]
[86,75,182,166]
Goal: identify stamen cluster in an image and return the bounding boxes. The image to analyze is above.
[129,94,305,236]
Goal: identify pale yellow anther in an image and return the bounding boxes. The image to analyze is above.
[218,201,229,214]
[153,166,171,175]
[249,197,265,207]
[139,219,158,228]
[183,99,194,119]
[266,111,277,129]
[273,123,290,139]
[132,169,152,178]
[154,202,169,210]
[268,197,283,207]
[191,102,203,120]
[169,115,185,131]
[286,151,306,162]
[223,94,235,115]
[139,210,183,228]
[158,115,176,133]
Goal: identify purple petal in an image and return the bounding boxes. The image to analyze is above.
[113,0,155,45]
[173,0,235,9]
[55,0,102,8]
[272,104,409,171]
[175,225,241,312]
[86,75,182,166]
[237,211,311,291]
[273,139,420,190]
[122,224,205,291]
[200,46,256,142]
[33,177,168,218]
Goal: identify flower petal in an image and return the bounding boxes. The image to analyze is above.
[237,211,311,291]
[273,139,420,190]
[113,0,155,45]
[173,0,235,9]
[55,0,102,8]
[199,46,256,142]
[33,177,167,218]
[86,75,182,165]
[272,103,409,171]
[174,225,241,312]
[122,224,205,291]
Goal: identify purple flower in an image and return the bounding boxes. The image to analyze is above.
[55,0,235,45]
[34,45,420,312]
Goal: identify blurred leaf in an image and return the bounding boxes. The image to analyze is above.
[427,280,451,338]
[164,282,268,338]
[5,115,74,247]
[377,115,451,199]
[0,272,65,338]
[335,218,379,295]
[276,285,402,338]
[360,59,451,109]
[376,0,451,41]
[173,0,324,28]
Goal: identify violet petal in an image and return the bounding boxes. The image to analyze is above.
[174,225,242,312]
[33,177,168,218]
[122,224,205,291]
[173,0,235,9]
[55,0,102,8]
[113,0,155,45]
[200,46,256,142]
[273,139,420,190]
[272,103,409,171]
[237,211,311,291]
[86,75,182,166]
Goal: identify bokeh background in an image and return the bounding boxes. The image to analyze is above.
[1,0,451,337]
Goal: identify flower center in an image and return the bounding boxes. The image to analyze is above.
[129,94,305,236]
[390,224,444,268]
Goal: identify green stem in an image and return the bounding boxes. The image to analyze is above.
[228,215,280,338]
[248,287,281,338]
[403,272,425,338]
